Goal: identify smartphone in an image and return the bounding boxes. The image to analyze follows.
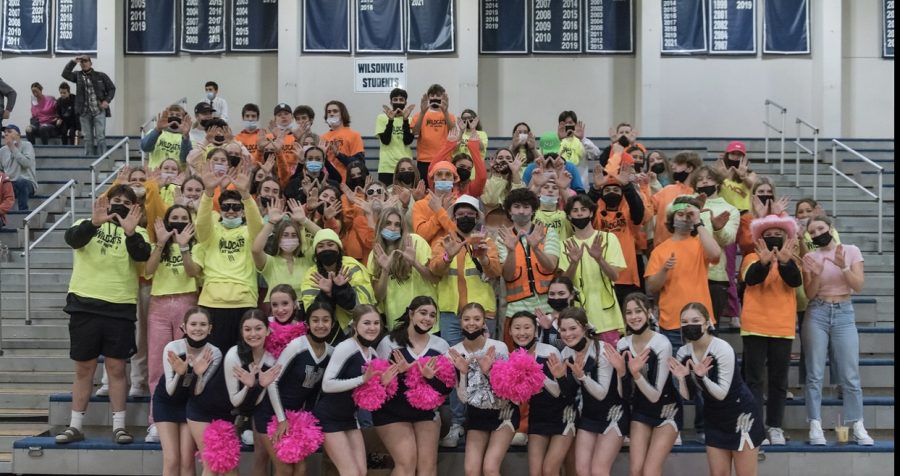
[565,124,575,135]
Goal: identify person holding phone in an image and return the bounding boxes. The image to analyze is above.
[556,111,586,167]
[61,55,115,156]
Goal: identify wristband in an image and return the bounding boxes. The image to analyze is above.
[180,245,190,252]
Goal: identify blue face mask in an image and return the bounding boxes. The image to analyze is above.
[434,180,454,192]
[539,195,557,208]
[306,161,323,173]
[221,217,243,229]
[243,120,258,131]
[381,228,402,242]
[206,91,215,100]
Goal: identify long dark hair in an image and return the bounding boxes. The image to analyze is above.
[548,276,581,306]
[160,204,194,262]
[390,296,438,348]
[237,309,268,368]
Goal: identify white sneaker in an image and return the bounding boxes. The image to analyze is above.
[851,420,874,446]
[674,433,682,446]
[767,427,786,445]
[809,420,827,445]
[128,385,149,398]
[786,391,795,400]
[510,432,528,447]
[145,424,160,443]
[94,385,109,397]
[240,429,254,446]
[731,317,741,328]
[440,424,465,448]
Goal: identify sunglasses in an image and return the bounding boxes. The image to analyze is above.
[366,188,385,196]
[221,203,244,212]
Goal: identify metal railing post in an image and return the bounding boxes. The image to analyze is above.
[812,128,819,200]
[0,243,6,354]
[126,139,132,168]
[779,108,786,168]
[794,120,800,184]
[24,222,31,326]
[91,168,96,201]
[764,102,770,163]
[878,171,883,254]
[763,100,787,167]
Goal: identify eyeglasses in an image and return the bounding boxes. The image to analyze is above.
[366,188,385,196]
[221,203,244,212]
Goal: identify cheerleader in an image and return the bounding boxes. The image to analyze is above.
[616,293,681,476]
[257,301,336,476]
[558,307,628,476]
[314,304,399,476]
[508,311,577,476]
[152,307,214,476]
[447,303,516,476]
[669,303,764,476]
[371,296,450,476]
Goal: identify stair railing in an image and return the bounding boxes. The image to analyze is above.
[763,99,787,167]
[90,137,130,201]
[0,242,7,354]
[793,117,819,192]
[20,179,78,325]
[830,140,884,254]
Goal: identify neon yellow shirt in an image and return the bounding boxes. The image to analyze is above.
[375,114,413,174]
[558,230,627,333]
[68,220,149,304]
[559,137,585,166]
[366,234,437,329]
[260,254,313,302]
[719,178,752,212]
[148,243,198,296]
[534,209,572,243]
[147,130,185,171]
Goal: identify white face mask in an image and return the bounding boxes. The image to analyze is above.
[326,116,341,127]
[132,186,146,198]
[518,133,528,143]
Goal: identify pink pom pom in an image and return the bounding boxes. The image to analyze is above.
[490,348,545,403]
[265,320,308,358]
[202,420,241,473]
[352,358,398,411]
[404,356,457,411]
[266,410,324,463]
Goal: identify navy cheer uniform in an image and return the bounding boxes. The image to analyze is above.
[373,335,451,426]
[187,346,274,423]
[255,336,333,432]
[617,333,683,431]
[451,339,520,432]
[314,338,375,433]
[527,342,577,436]
[676,338,765,451]
[562,342,630,437]
[152,340,217,423]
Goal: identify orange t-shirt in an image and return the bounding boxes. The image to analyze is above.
[650,182,693,245]
[645,236,716,331]
[411,110,455,163]
[235,130,262,165]
[740,253,798,338]
[594,204,640,287]
[261,132,298,188]
[737,212,755,256]
[321,127,365,182]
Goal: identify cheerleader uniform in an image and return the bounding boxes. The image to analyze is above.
[313,338,374,433]
[562,342,630,436]
[451,338,520,432]
[187,346,275,423]
[675,337,765,451]
[617,333,683,431]
[373,335,451,426]
[254,336,333,432]
[527,342,578,436]
[152,340,218,423]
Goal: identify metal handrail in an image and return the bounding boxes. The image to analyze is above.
[90,137,131,201]
[831,140,884,254]
[140,96,188,165]
[763,99,787,166]
[792,117,819,193]
[21,179,78,325]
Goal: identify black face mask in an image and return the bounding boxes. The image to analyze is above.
[214,135,226,144]
[186,335,208,349]
[456,216,478,234]
[696,185,718,197]
[357,334,378,348]
[617,135,630,147]
[811,232,833,248]
[346,177,365,191]
[633,162,643,173]
[763,236,784,251]
[565,125,575,135]
[457,167,472,182]
[397,171,415,185]
[109,204,129,221]
[307,330,329,344]
[602,192,622,209]
[570,216,592,230]
[316,249,341,267]
[547,298,570,312]
[515,337,536,351]
[725,159,741,169]
[629,321,649,335]
[413,324,431,335]
[650,163,666,174]
[461,328,484,341]
[167,221,188,233]
[429,99,441,108]
[393,102,406,112]
[227,154,241,167]
[315,203,326,216]
[672,171,690,183]
[570,337,588,352]
[260,196,272,210]
[757,195,775,205]
[681,324,704,342]
[199,119,213,128]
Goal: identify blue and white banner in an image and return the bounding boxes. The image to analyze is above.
[885,0,895,58]
[480,0,527,54]
[180,0,226,53]
[584,0,633,54]
[54,0,96,54]
[763,0,809,54]
[303,0,349,52]
[407,0,454,53]
[230,0,278,53]
[708,0,755,55]
[2,0,51,54]
[531,0,582,54]
[661,0,707,54]
[125,0,176,55]
[357,0,403,53]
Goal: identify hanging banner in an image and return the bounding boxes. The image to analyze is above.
[885,0,894,58]
[531,0,582,54]
[407,0,454,53]
[2,0,51,54]
[180,0,226,53]
[763,0,809,54]
[480,0,527,54]
[584,0,633,54]
[125,0,176,55]
[357,0,403,53]
[230,0,278,52]
[303,0,349,52]
[661,0,707,55]
[708,0,756,55]
[354,57,407,93]
[54,0,96,54]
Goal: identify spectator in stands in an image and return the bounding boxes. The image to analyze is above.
[457,109,488,159]
[650,151,701,245]
[260,103,301,187]
[189,102,215,145]
[647,150,672,188]
[376,88,415,185]
[737,177,791,257]
[556,110,587,167]
[412,161,460,245]
[0,76,16,129]
[532,178,572,243]
[0,168,14,229]
[235,103,263,164]
[141,105,192,170]
[432,122,487,198]
[510,122,542,166]
[412,84,456,180]
[55,82,79,145]
[25,82,59,145]
[62,55,115,156]
[283,146,341,203]
[482,148,525,211]
[0,125,37,211]
[203,81,228,121]
[322,100,365,182]
[523,146,586,194]
[293,104,316,134]
[57,185,150,445]
[597,122,640,167]
[800,215,874,446]
[796,198,841,254]
[253,197,317,304]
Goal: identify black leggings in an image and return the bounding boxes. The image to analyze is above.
[202,306,255,352]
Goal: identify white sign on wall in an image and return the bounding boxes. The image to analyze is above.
[354,57,407,93]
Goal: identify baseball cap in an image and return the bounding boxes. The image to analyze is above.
[194,102,215,114]
[274,103,292,115]
[725,141,747,154]
[539,132,561,155]
[3,124,20,134]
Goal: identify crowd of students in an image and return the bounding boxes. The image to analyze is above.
[54,84,874,476]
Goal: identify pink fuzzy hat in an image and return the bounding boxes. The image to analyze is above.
[750,214,799,242]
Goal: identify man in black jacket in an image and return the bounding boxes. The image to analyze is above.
[0,77,16,131]
[62,56,116,156]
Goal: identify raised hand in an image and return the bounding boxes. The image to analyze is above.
[287,198,307,223]
[154,217,174,246]
[557,170,573,191]
[418,357,438,379]
[564,239,584,263]
[664,252,677,270]
[174,223,195,247]
[497,226,519,251]
[442,234,464,259]
[547,353,567,379]
[627,348,650,378]
[233,364,258,387]
[91,196,112,226]
[115,165,131,185]
[592,164,608,189]
[587,232,607,261]
[155,109,171,131]
[333,266,352,286]
[412,180,427,201]
[776,237,797,264]
[828,244,847,269]
[323,200,342,220]
[536,308,555,330]
[771,196,790,217]
[691,356,713,378]
[478,346,496,375]
[373,243,391,270]
[439,93,449,113]
[229,160,253,193]
[267,196,285,222]
[754,238,775,266]
[120,205,142,236]
[447,121,462,142]
[566,352,586,380]
[382,104,396,120]
[403,104,415,119]
[312,271,334,295]
[381,364,401,386]
[258,364,283,388]
[710,210,731,231]
[526,223,546,249]
[449,348,471,373]
[667,357,690,379]
[200,161,224,191]
[575,121,585,140]
[603,343,626,376]
[751,195,768,218]
[801,254,824,275]
[193,347,215,376]
[168,351,188,375]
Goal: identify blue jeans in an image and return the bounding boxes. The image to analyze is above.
[440,312,466,426]
[80,112,107,156]
[11,179,34,211]
[802,299,864,422]
[661,328,705,432]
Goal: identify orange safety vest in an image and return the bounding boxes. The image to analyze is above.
[504,233,556,303]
